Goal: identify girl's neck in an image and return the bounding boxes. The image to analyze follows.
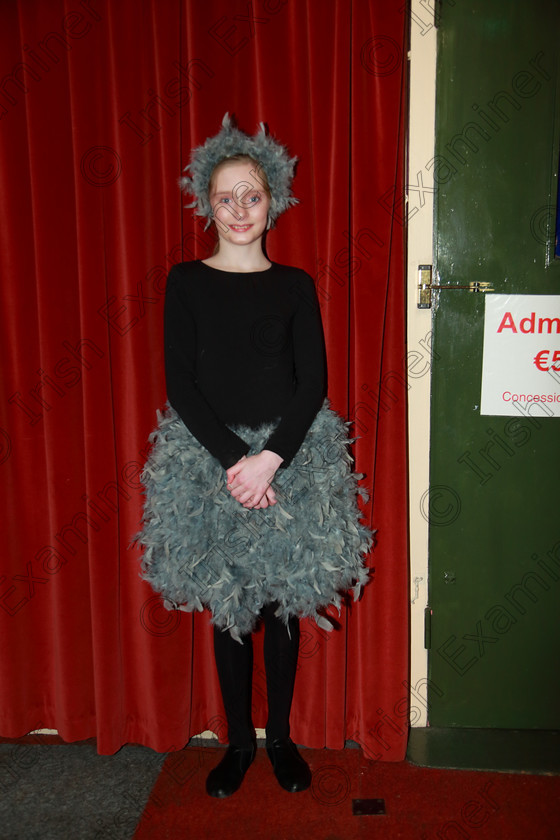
[203,242,271,273]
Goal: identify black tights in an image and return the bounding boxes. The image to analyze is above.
[213,602,300,747]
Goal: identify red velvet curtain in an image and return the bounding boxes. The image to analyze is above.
[0,0,408,760]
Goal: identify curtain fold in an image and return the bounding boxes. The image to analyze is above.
[0,0,408,760]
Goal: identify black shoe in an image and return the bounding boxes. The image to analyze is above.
[266,737,312,792]
[206,744,256,798]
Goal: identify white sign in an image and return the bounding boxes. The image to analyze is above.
[481,294,560,417]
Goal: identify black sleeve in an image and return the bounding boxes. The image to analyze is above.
[164,266,250,469]
[263,272,327,466]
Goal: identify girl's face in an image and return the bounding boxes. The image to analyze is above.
[209,160,271,248]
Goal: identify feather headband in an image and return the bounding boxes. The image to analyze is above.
[179,113,298,228]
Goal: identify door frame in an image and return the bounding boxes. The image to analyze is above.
[406,0,437,728]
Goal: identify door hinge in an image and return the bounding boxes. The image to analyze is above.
[424,606,432,649]
[417,265,494,308]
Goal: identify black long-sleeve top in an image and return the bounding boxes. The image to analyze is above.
[164,260,327,470]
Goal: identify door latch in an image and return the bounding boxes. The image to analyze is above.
[417,265,494,309]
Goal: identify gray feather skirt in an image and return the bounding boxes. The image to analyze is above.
[134,401,373,641]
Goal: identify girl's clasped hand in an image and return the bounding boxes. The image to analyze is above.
[226,449,284,509]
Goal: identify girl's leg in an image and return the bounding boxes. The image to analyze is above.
[261,602,311,793]
[206,625,256,798]
[261,602,300,742]
[212,624,255,747]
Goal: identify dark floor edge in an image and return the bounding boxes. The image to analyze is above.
[407,727,560,775]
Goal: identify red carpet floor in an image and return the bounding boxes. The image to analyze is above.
[133,745,560,840]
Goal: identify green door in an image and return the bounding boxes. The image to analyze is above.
[427,0,560,728]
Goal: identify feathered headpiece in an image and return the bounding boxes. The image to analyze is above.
[180,113,298,228]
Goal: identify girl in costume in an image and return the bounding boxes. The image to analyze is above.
[136,114,372,798]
